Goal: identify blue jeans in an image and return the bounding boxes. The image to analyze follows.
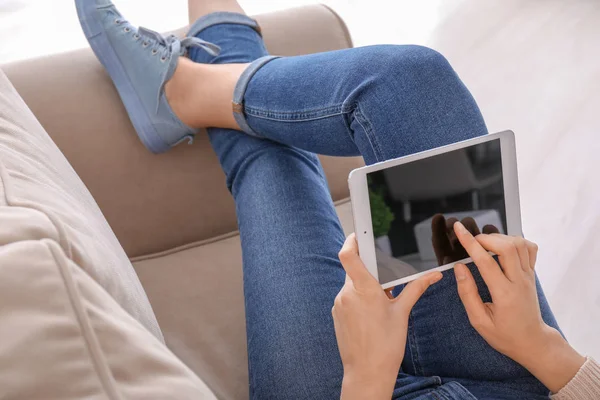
[189,14,559,400]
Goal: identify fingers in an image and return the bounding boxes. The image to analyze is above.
[445,217,458,231]
[339,234,378,290]
[450,217,482,260]
[433,215,495,265]
[488,235,538,272]
[453,222,509,292]
[461,217,481,236]
[514,237,531,272]
[482,224,500,234]
[454,263,490,329]
[474,234,525,281]
[444,217,463,259]
[431,214,452,266]
[525,240,538,269]
[490,234,538,271]
[394,272,442,311]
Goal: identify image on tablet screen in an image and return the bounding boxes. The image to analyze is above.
[367,139,507,285]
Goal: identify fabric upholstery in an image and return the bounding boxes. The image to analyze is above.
[132,200,355,400]
[0,6,359,398]
[0,70,161,339]
[0,239,216,399]
[3,5,363,259]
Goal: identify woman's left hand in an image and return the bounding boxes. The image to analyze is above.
[333,234,442,400]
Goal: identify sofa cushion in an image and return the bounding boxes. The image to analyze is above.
[0,239,216,399]
[0,69,161,339]
[132,200,355,400]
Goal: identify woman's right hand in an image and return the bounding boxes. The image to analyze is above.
[452,221,585,393]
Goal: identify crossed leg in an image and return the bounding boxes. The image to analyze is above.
[185,2,559,399]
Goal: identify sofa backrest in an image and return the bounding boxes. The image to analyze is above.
[3,5,363,258]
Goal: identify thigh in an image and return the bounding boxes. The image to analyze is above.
[398,262,557,396]
[242,45,488,164]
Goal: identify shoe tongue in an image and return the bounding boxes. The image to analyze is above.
[136,27,179,86]
[164,41,181,84]
[135,27,221,92]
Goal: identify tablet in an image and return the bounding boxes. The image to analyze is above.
[348,130,522,289]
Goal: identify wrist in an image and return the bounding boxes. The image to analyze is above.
[514,324,560,366]
[341,370,396,400]
[518,326,586,393]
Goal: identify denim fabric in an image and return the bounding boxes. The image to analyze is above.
[232,54,280,136]
[187,11,264,38]
[237,45,487,165]
[188,15,557,400]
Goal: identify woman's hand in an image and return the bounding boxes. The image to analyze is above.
[452,222,585,393]
[333,234,442,400]
[431,213,499,266]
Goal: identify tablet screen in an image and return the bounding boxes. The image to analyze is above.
[367,139,506,285]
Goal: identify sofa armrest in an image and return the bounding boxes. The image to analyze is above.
[2,5,363,258]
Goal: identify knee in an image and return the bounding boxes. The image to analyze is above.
[349,45,459,94]
[344,45,486,155]
[401,45,453,73]
[377,45,458,88]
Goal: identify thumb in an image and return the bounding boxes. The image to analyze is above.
[454,263,490,328]
[338,233,378,290]
[394,272,443,312]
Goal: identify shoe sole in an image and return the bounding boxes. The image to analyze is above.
[75,0,170,153]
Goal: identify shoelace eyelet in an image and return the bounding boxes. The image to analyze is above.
[133,34,140,40]
[142,42,149,47]
[124,27,131,33]
[114,19,121,24]
[151,49,158,55]
[160,56,167,62]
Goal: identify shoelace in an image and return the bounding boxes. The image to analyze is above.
[116,19,221,61]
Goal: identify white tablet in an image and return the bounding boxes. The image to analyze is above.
[348,130,522,289]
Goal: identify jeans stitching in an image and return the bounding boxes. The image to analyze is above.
[408,310,424,376]
[354,103,384,162]
[244,104,344,120]
[245,111,345,124]
[438,382,478,400]
[244,104,360,151]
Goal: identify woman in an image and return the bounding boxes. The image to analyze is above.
[75,0,598,398]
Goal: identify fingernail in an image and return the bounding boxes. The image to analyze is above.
[455,221,467,235]
[430,273,443,284]
[454,264,466,281]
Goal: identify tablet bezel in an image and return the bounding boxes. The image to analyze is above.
[348,130,522,289]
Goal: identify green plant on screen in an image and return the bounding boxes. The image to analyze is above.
[368,186,395,238]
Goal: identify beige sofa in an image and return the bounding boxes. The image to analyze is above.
[1,5,362,399]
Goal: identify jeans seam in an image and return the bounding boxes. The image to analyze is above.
[244,104,344,120]
[244,105,358,150]
[353,103,384,162]
[408,310,424,376]
[438,382,478,400]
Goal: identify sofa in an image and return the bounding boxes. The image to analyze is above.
[0,5,362,399]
